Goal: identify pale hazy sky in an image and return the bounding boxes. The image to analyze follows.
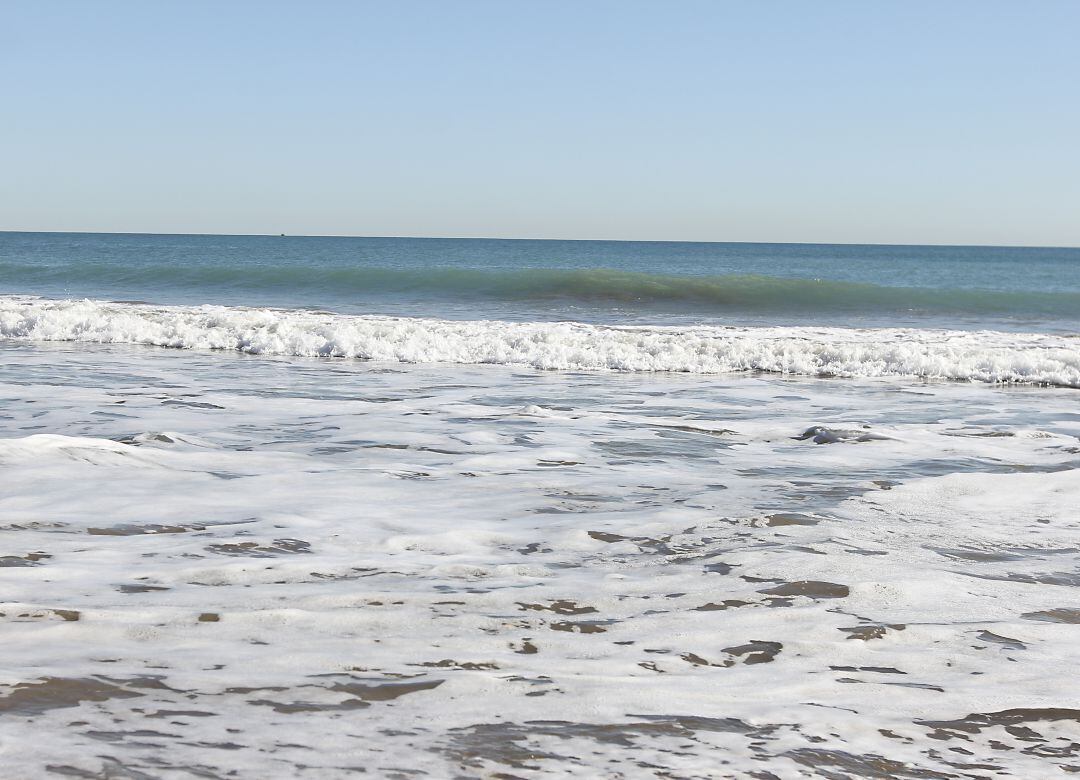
[2,0,1078,245]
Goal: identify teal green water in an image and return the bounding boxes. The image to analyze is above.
[1,232,1077,331]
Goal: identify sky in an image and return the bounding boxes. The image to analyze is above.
[2,1,1078,246]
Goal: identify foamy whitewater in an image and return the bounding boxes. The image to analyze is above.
[3,297,1079,386]
[2,233,1079,778]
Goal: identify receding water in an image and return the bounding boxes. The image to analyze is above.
[1,233,1079,778]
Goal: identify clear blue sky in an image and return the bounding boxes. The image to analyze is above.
[2,1,1078,245]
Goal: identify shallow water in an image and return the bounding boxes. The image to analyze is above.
[2,341,1079,777]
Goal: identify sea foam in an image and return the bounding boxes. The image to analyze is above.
[2,296,1078,386]
[3,324,1079,778]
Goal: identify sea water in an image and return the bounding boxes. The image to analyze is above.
[1,232,1079,778]
[3,232,1080,332]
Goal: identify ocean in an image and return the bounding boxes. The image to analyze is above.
[1,231,1079,778]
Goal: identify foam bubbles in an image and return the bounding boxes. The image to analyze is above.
[2,296,1078,386]
[2,339,1079,777]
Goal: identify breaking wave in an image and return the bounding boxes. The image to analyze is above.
[3,297,1077,386]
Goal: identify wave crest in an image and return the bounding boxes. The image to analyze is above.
[3,262,1079,316]
[2,297,1078,386]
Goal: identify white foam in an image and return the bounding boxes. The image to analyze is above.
[2,335,1079,777]
[2,296,1078,385]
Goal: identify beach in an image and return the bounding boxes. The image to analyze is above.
[2,233,1080,777]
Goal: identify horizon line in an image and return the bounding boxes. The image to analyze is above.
[1,228,1077,252]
